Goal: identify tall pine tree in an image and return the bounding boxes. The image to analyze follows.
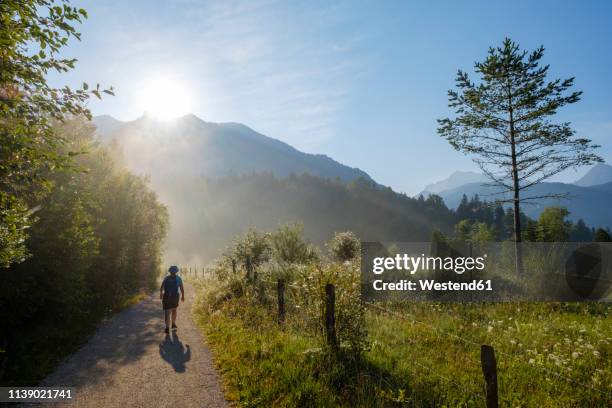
[437,38,601,275]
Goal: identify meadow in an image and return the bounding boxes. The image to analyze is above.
[192,228,612,407]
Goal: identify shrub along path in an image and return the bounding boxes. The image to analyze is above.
[35,283,227,407]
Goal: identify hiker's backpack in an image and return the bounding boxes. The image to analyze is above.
[164,275,180,297]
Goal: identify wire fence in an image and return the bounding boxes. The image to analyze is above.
[183,265,611,406]
[364,301,612,402]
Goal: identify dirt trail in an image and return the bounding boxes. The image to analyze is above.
[34,283,227,407]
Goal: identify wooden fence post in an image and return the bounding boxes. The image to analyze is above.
[277,278,285,324]
[481,345,498,408]
[325,284,338,349]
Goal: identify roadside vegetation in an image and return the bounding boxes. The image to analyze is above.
[194,224,611,407]
[1,2,168,385]
[0,120,168,385]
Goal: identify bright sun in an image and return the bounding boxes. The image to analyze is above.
[138,75,194,120]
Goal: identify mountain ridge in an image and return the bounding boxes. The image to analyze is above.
[436,180,612,228]
[573,163,612,186]
[92,114,376,184]
[419,170,488,195]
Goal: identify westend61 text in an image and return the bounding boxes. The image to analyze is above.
[372,279,493,291]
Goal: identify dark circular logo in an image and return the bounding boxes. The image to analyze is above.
[565,243,612,301]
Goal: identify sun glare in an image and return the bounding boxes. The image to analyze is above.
[138,75,194,120]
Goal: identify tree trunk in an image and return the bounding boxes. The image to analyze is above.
[508,102,524,276]
[512,192,524,275]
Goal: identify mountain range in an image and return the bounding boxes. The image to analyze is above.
[420,171,488,195]
[92,114,450,263]
[93,114,374,184]
[92,113,612,261]
[424,164,612,228]
[573,163,612,186]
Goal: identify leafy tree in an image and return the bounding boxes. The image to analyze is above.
[328,231,360,262]
[429,230,452,257]
[270,223,317,265]
[456,194,470,219]
[493,204,508,239]
[438,38,601,274]
[234,229,271,283]
[593,228,612,242]
[536,207,571,242]
[1,119,167,384]
[471,222,496,243]
[0,0,112,266]
[454,219,473,242]
[569,219,593,242]
[522,218,538,242]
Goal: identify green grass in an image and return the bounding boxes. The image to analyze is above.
[367,302,611,407]
[194,282,612,407]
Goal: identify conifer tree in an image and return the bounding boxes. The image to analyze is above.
[438,38,601,274]
[593,228,612,242]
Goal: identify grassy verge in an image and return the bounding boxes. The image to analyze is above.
[367,302,611,406]
[194,282,611,407]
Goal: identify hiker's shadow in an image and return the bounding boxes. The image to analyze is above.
[159,332,191,373]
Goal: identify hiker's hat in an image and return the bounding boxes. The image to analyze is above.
[169,265,179,273]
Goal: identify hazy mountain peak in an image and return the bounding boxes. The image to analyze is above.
[573,163,612,187]
[91,114,375,185]
[420,171,487,195]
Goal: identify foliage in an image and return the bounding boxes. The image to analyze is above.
[195,227,374,406]
[569,219,593,242]
[437,38,601,206]
[454,194,522,241]
[438,38,601,273]
[471,221,497,243]
[156,173,457,264]
[0,194,30,267]
[0,119,167,384]
[294,260,367,354]
[195,262,612,407]
[453,194,599,243]
[270,222,318,266]
[234,228,271,283]
[594,228,612,242]
[0,0,113,266]
[328,231,360,263]
[536,207,571,242]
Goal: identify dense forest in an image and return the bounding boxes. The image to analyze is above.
[157,172,610,265]
[448,193,610,243]
[159,173,456,263]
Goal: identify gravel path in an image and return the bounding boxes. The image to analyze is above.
[34,283,228,408]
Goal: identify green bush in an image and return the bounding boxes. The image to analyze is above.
[328,231,360,262]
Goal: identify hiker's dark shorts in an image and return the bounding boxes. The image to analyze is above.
[162,295,179,310]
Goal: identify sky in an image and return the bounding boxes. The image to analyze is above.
[52,0,612,194]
